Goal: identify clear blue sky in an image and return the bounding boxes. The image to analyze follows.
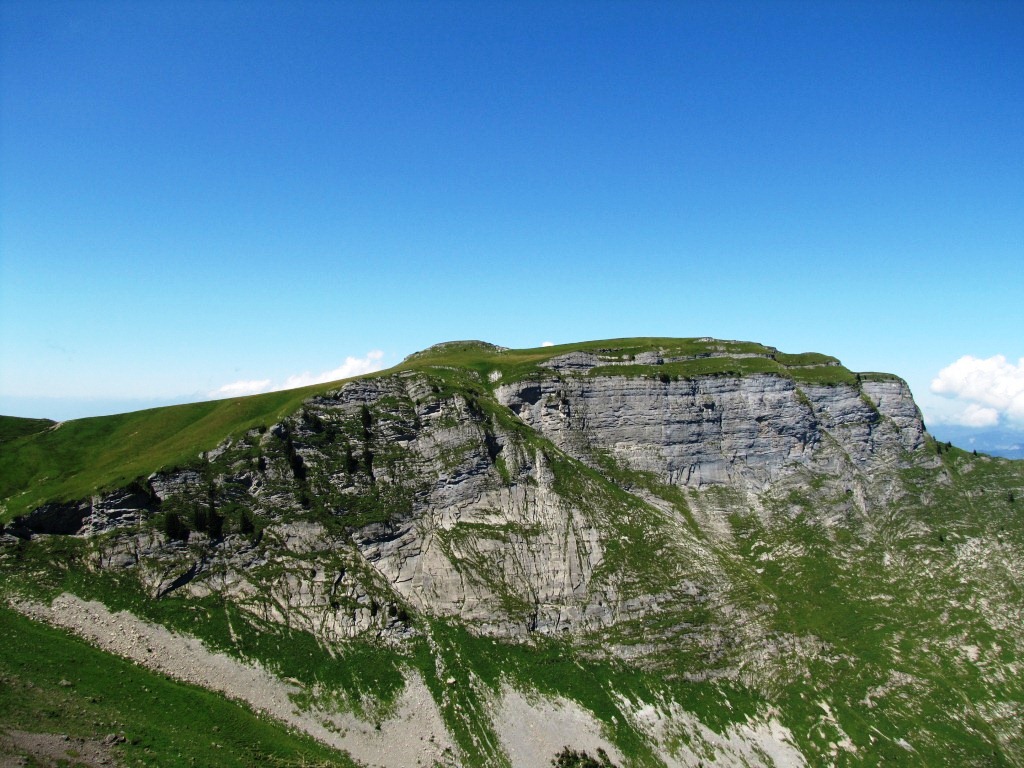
[2,1,1022,432]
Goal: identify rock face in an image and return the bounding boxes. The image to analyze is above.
[12,486,158,538]
[497,373,924,491]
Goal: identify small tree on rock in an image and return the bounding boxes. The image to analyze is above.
[239,510,255,535]
[163,511,189,542]
[551,746,618,768]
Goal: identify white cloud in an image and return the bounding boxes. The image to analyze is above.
[209,379,272,397]
[277,351,385,390]
[930,354,1024,426]
[957,403,1001,428]
[208,351,386,399]
[541,341,555,347]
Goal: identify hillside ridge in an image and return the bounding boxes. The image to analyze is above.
[1,337,902,521]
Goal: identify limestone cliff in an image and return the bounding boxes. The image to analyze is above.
[496,363,924,490]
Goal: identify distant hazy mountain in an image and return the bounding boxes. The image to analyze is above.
[928,423,1024,459]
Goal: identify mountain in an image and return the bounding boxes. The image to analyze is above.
[2,338,1022,768]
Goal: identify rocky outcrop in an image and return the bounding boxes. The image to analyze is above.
[265,375,627,637]
[496,373,925,491]
[10,485,159,538]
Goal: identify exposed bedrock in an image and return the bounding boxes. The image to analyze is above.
[496,374,925,490]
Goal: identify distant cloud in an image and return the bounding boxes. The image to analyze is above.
[209,379,272,398]
[208,351,385,399]
[956,404,1001,428]
[541,341,555,347]
[278,351,385,390]
[930,354,1024,426]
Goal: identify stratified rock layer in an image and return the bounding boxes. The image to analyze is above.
[497,372,924,489]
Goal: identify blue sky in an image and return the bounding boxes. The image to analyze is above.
[1,1,1022,436]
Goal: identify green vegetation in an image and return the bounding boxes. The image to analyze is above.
[1,535,410,722]
[0,384,337,519]
[585,353,856,386]
[552,746,619,768]
[397,337,848,388]
[0,415,54,444]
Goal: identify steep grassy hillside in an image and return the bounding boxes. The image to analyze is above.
[0,415,54,444]
[0,384,335,520]
[0,604,357,767]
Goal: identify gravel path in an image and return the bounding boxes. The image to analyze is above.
[0,729,119,768]
[12,593,457,768]
[494,685,624,767]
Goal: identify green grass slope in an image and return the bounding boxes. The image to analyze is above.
[0,385,333,520]
[0,415,54,444]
